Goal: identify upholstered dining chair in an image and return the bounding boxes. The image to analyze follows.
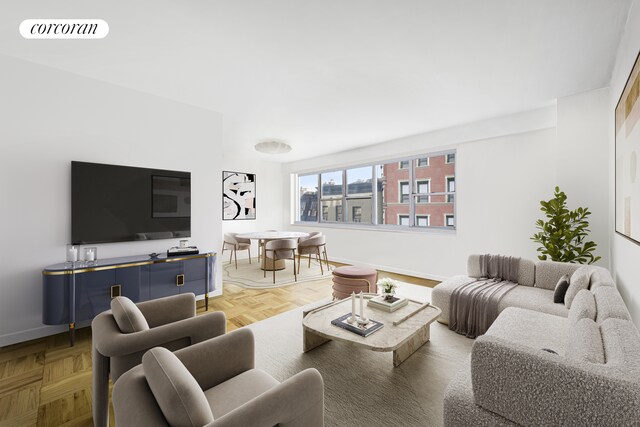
[222,233,251,269]
[258,229,278,262]
[112,329,325,427]
[297,234,329,274]
[91,294,226,427]
[264,238,298,284]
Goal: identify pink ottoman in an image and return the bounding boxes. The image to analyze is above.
[332,266,378,300]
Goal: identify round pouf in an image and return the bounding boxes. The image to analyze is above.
[332,266,378,300]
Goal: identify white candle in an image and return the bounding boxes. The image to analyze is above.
[351,292,356,321]
[86,251,95,261]
[359,291,365,321]
[68,247,78,262]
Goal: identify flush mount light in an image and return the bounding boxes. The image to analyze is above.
[254,140,292,154]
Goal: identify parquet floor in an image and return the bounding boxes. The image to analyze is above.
[0,264,438,426]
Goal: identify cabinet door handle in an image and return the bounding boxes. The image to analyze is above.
[110,284,122,298]
[176,274,185,286]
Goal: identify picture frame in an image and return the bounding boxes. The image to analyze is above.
[615,49,640,245]
[223,171,256,220]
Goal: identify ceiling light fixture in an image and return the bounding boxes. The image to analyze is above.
[254,140,292,154]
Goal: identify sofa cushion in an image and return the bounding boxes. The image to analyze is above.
[533,260,580,290]
[564,266,591,308]
[568,289,596,324]
[111,296,149,334]
[485,307,568,353]
[553,274,570,303]
[143,347,214,427]
[601,318,640,380]
[594,286,632,324]
[498,286,569,318]
[589,267,615,291]
[565,318,604,364]
[204,369,279,418]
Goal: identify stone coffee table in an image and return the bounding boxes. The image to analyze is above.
[302,295,441,367]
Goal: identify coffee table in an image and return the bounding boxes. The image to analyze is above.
[302,295,441,367]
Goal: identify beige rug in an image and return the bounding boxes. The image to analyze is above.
[246,283,474,427]
[222,257,332,289]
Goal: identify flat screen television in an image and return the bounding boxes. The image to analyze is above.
[72,161,191,244]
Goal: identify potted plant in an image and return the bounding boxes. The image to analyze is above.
[377,278,399,301]
[531,186,601,264]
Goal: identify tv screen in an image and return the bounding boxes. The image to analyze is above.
[72,161,191,244]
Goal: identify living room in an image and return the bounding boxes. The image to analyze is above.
[1,1,640,426]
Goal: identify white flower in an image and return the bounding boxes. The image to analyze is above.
[377,277,398,293]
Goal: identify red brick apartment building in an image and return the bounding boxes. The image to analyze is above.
[382,154,455,227]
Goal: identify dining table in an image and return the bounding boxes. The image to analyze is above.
[236,231,310,271]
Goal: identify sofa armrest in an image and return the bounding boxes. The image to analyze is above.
[174,328,255,390]
[211,368,324,427]
[93,311,226,357]
[136,293,196,328]
[471,335,640,426]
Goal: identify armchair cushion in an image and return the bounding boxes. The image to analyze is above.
[564,266,591,308]
[143,347,214,427]
[111,296,150,333]
[204,369,279,418]
[565,318,604,363]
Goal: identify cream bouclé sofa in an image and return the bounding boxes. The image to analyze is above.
[433,255,640,426]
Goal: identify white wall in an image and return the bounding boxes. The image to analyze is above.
[0,55,224,346]
[283,109,559,280]
[221,155,284,262]
[556,88,611,268]
[610,0,640,324]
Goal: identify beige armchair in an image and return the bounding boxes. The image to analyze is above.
[91,294,226,427]
[222,233,251,268]
[297,233,329,274]
[113,328,325,427]
[264,239,298,284]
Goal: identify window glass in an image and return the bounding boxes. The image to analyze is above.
[399,160,409,169]
[445,214,455,227]
[446,153,455,163]
[399,215,410,226]
[321,171,342,198]
[416,157,429,167]
[298,174,318,221]
[400,182,410,203]
[347,167,372,195]
[346,198,371,224]
[416,215,429,227]
[320,199,343,222]
[416,180,430,203]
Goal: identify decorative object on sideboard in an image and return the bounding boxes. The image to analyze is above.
[377,277,399,300]
[223,171,256,220]
[66,244,78,267]
[615,49,640,245]
[83,247,98,266]
[531,186,601,264]
[167,244,199,257]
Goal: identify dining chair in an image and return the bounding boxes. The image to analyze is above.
[222,233,251,269]
[264,239,297,284]
[297,234,329,274]
[258,230,278,262]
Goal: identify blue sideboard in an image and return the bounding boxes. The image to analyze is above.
[43,252,216,345]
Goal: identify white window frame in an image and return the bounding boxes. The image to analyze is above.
[446,153,455,164]
[416,215,430,227]
[415,157,429,167]
[445,214,455,227]
[399,180,410,204]
[398,214,410,226]
[415,179,431,204]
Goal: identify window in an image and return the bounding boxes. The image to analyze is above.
[445,214,455,227]
[400,181,410,203]
[416,180,430,203]
[416,215,430,227]
[352,206,362,222]
[294,149,455,229]
[416,157,429,167]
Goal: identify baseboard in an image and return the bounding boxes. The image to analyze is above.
[0,324,68,348]
[328,256,448,282]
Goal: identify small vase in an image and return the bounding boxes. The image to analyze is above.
[383,291,395,301]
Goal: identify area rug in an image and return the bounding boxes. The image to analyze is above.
[222,257,332,289]
[246,283,474,427]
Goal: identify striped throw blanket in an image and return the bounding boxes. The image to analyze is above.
[449,254,520,338]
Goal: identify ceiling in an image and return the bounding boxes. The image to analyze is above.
[0,0,632,162]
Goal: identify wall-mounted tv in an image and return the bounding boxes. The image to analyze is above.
[72,161,191,244]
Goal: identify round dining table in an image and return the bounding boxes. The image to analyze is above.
[236,231,310,271]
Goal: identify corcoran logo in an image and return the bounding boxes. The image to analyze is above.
[19,19,109,39]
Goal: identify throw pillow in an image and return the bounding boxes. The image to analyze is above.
[143,347,214,427]
[564,266,592,308]
[111,296,150,334]
[568,289,596,324]
[553,274,570,303]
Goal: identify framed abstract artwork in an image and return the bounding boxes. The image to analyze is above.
[223,171,256,220]
[616,50,640,244]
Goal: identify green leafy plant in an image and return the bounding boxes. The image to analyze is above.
[531,186,601,264]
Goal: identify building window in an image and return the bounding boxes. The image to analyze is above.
[352,206,362,222]
[416,215,430,227]
[416,157,429,167]
[416,180,430,203]
[445,214,455,227]
[294,150,456,229]
[400,181,410,203]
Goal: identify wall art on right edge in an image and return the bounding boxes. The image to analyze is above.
[223,171,256,220]
[616,50,640,245]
